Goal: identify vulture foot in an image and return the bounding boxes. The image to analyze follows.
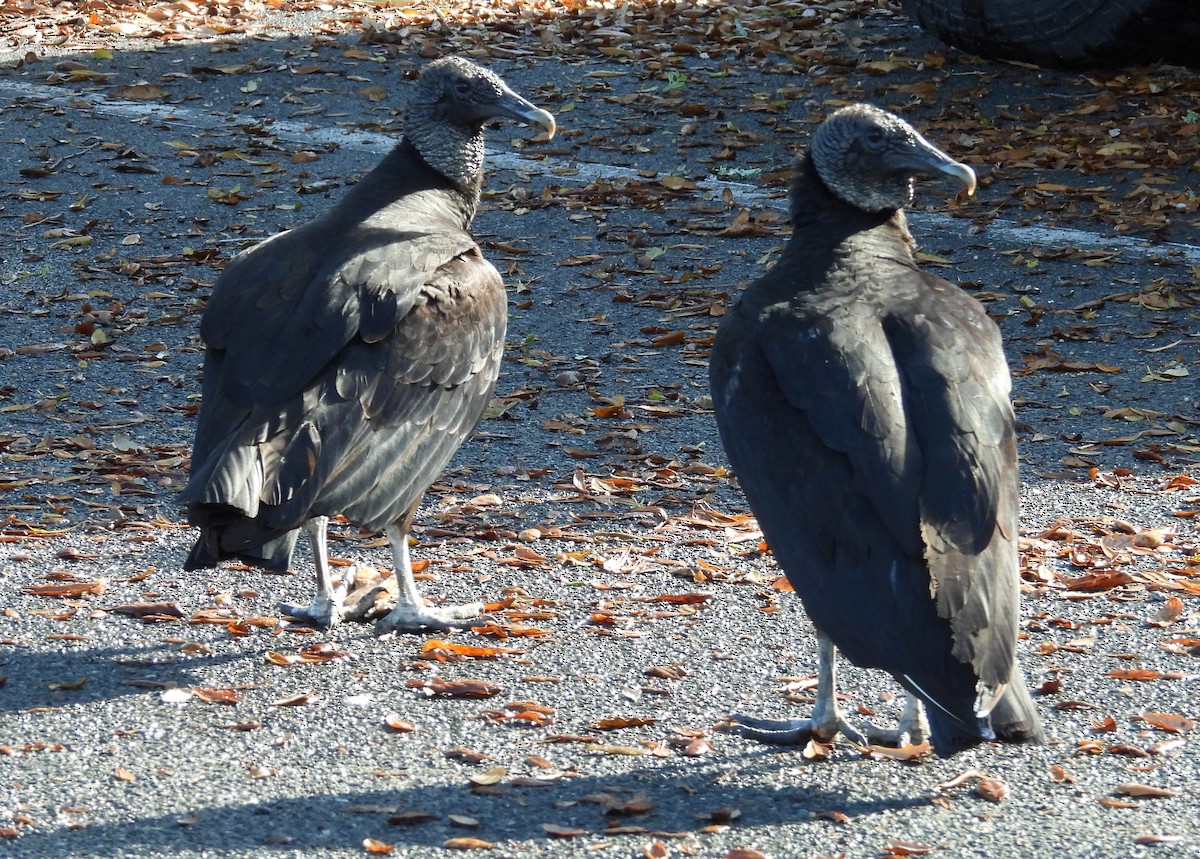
[279,567,364,629]
[374,600,490,635]
[731,692,929,749]
[729,713,872,746]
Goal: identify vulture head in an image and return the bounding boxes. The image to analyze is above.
[405,56,556,193]
[809,104,976,213]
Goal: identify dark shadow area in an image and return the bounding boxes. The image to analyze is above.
[2,753,934,857]
[0,639,255,714]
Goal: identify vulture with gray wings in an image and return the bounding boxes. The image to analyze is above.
[709,104,1043,755]
[180,57,555,635]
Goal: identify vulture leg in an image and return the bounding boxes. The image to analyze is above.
[278,517,364,629]
[733,634,928,747]
[732,634,851,744]
[374,522,486,635]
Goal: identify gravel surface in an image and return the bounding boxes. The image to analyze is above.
[2,4,1200,858]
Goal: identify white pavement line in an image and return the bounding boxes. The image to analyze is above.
[5,79,1200,265]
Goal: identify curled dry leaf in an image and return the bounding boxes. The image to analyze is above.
[974,778,1010,803]
[1140,712,1194,733]
[1115,782,1183,798]
[467,766,508,786]
[1134,834,1183,845]
[443,837,495,850]
[22,579,106,598]
[269,692,319,707]
[722,850,769,859]
[1106,669,1162,682]
[1049,764,1075,784]
[407,677,502,699]
[383,713,415,733]
[864,742,932,761]
[802,738,832,761]
[192,687,240,705]
[1147,597,1186,627]
[387,810,438,826]
[592,716,658,730]
[542,823,587,837]
[938,769,985,791]
[362,837,394,854]
[644,841,669,859]
[421,639,523,660]
[882,838,935,856]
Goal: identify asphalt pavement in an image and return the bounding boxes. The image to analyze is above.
[2,4,1200,858]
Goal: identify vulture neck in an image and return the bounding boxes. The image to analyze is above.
[783,154,918,271]
[403,114,486,206]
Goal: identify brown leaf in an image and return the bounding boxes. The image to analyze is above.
[1140,712,1195,733]
[1107,669,1163,682]
[467,766,508,786]
[592,716,658,730]
[1049,764,1075,784]
[420,639,522,660]
[23,579,106,598]
[864,742,932,761]
[443,836,495,850]
[1147,597,1186,627]
[362,837,394,854]
[974,778,1009,803]
[542,823,586,837]
[108,601,185,620]
[407,678,502,699]
[113,767,135,782]
[192,687,240,705]
[112,84,169,100]
[269,693,319,707]
[383,714,415,733]
[882,839,935,856]
[722,850,768,859]
[387,810,438,825]
[1115,782,1182,798]
[1134,834,1183,845]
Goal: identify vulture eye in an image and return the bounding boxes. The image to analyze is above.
[864,127,886,146]
[453,79,473,98]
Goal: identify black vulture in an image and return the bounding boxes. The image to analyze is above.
[179,57,555,635]
[708,104,1044,756]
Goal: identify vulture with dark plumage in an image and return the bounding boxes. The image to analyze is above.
[709,104,1043,756]
[180,57,555,635]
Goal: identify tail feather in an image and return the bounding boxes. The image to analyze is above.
[989,669,1045,744]
[183,504,300,572]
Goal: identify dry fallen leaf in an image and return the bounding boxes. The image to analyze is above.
[1115,782,1182,799]
[975,778,1010,803]
[443,837,495,850]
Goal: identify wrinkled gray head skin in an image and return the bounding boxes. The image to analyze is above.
[404,56,556,193]
[809,103,976,213]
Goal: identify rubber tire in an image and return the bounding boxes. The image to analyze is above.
[900,0,1200,68]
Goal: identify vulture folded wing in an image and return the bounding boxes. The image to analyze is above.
[758,301,923,558]
[880,275,1021,689]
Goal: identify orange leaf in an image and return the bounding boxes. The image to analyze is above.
[443,836,496,849]
[1107,669,1163,681]
[1140,712,1195,733]
[362,837,394,854]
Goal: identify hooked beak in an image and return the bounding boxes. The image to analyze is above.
[896,131,976,196]
[494,89,556,141]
